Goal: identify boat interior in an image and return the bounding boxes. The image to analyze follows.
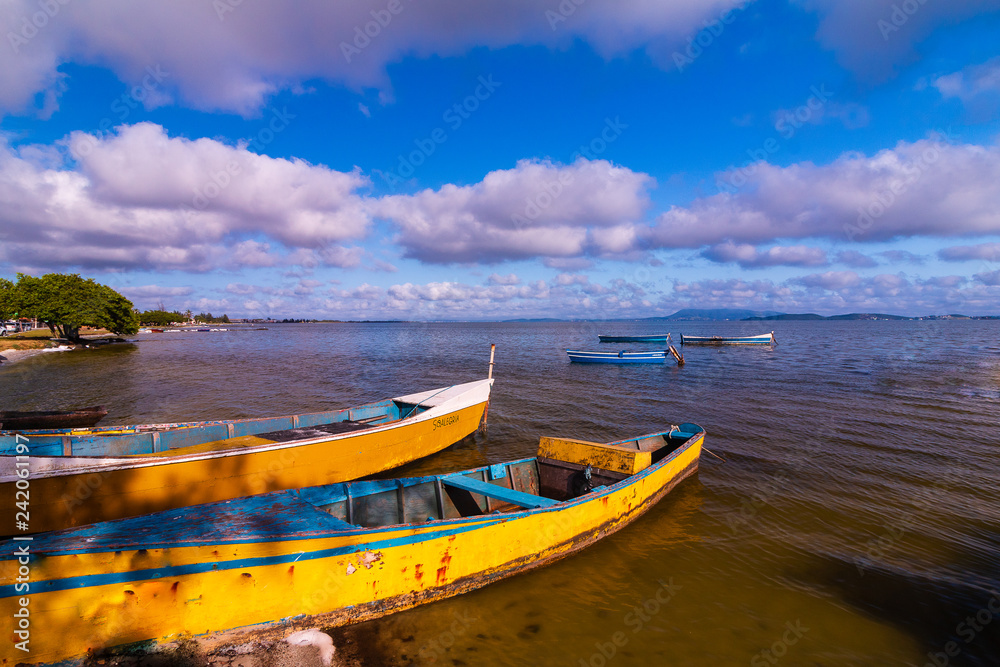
[23,427,701,552]
[295,425,701,529]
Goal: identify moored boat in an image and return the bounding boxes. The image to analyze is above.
[0,379,493,535]
[680,332,776,345]
[0,424,704,664]
[0,405,107,430]
[567,347,684,364]
[597,333,671,343]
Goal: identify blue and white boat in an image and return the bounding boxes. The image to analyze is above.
[679,332,776,345]
[567,349,679,364]
[598,333,672,343]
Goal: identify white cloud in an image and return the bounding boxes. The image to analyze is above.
[835,250,879,268]
[0,0,749,116]
[974,270,1000,285]
[488,273,520,286]
[0,123,371,271]
[801,0,1000,82]
[938,242,1000,261]
[792,270,862,290]
[647,138,1000,249]
[119,284,194,298]
[225,283,262,295]
[702,242,829,268]
[933,57,1000,102]
[666,272,1000,315]
[375,158,652,263]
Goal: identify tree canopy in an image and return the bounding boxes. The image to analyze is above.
[0,278,13,321]
[194,312,230,324]
[139,309,187,326]
[2,273,139,342]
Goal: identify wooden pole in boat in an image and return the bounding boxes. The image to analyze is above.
[479,344,496,435]
[668,344,685,366]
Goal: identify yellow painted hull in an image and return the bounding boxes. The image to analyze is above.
[0,383,491,535]
[0,432,701,665]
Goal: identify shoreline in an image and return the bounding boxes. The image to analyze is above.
[0,344,75,365]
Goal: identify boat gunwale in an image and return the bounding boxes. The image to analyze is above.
[680,331,775,344]
[0,379,493,481]
[566,349,668,357]
[4,427,704,563]
[0,381,485,438]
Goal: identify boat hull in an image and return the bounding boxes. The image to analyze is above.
[0,380,493,535]
[0,430,701,665]
[0,406,107,431]
[680,332,775,345]
[597,335,670,343]
[567,349,667,364]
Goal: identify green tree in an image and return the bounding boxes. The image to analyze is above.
[139,309,186,326]
[0,278,13,320]
[11,273,139,343]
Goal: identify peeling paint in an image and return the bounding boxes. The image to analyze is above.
[346,563,356,575]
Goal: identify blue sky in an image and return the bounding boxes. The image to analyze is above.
[1,0,999,319]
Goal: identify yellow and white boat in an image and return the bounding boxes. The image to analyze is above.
[0,378,493,535]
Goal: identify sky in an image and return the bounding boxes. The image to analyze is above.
[1,0,999,320]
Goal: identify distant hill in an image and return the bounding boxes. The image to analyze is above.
[501,318,564,322]
[744,313,824,321]
[745,312,911,321]
[648,308,785,321]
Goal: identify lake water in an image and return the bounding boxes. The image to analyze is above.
[2,321,999,666]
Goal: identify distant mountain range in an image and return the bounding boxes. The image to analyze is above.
[495,309,998,323]
[743,312,998,321]
[644,308,784,321]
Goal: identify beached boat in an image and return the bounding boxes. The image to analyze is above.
[598,333,672,343]
[0,405,107,430]
[0,379,493,535]
[0,424,703,664]
[680,332,776,345]
[567,347,684,365]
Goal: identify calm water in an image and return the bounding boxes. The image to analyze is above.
[2,321,999,666]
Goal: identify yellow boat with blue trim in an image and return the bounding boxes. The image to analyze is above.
[0,378,494,536]
[0,424,703,665]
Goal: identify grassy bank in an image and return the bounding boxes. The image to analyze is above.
[0,339,56,351]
